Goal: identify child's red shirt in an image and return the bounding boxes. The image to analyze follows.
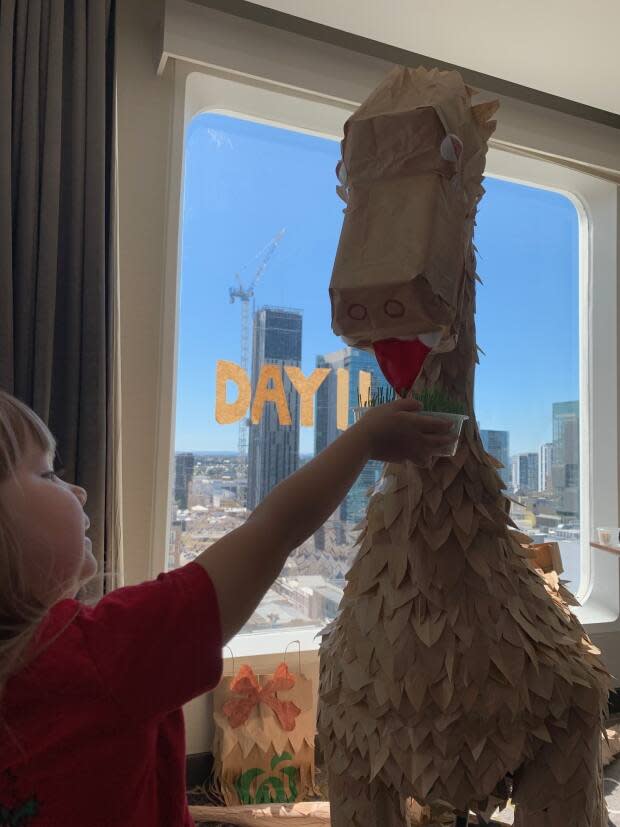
[0,561,223,826]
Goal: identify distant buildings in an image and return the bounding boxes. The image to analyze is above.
[511,452,539,494]
[539,442,553,492]
[313,352,338,551]
[552,401,579,517]
[314,352,336,453]
[174,452,195,509]
[243,575,345,631]
[525,453,539,492]
[480,430,510,487]
[247,307,303,510]
[314,347,389,537]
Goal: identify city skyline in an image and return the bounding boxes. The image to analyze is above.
[186,343,581,459]
[175,396,579,468]
[169,387,583,609]
[172,395,582,526]
[189,331,579,465]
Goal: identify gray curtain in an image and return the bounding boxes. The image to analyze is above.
[0,0,121,600]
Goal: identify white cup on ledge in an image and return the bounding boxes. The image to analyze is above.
[597,527,620,547]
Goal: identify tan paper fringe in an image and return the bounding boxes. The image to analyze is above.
[215,743,315,808]
[190,802,331,825]
[319,65,611,827]
[214,672,315,761]
[192,725,620,826]
[603,723,620,767]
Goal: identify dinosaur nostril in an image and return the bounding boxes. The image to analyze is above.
[348,304,367,321]
[384,300,405,318]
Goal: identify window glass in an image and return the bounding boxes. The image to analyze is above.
[475,179,580,589]
[170,114,582,635]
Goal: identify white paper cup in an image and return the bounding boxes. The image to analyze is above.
[419,411,469,457]
[353,407,468,457]
[597,527,620,547]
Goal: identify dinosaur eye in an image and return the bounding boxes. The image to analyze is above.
[384,300,405,318]
[348,304,367,321]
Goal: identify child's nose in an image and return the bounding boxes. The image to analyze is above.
[70,483,88,506]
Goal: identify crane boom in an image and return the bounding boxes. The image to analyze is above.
[229,228,286,467]
[249,228,285,291]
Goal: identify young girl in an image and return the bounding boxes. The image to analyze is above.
[0,389,452,825]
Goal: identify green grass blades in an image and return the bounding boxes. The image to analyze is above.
[233,753,300,805]
[357,384,464,414]
[412,386,465,414]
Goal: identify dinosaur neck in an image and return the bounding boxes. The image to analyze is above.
[418,263,478,420]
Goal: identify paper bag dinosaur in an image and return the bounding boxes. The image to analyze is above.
[318,65,611,827]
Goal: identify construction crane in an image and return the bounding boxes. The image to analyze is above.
[229,228,285,460]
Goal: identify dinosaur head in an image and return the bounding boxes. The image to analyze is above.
[329,66,498,394]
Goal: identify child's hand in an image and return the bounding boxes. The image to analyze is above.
[353,398,456,465]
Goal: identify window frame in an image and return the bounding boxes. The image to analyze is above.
[154,64,618,660]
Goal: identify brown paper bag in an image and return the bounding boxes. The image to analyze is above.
[212,662,316,806]
[329,66,498,352]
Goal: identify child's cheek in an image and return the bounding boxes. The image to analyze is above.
[33,491,87,601]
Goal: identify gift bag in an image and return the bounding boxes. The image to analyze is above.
[213,651,316,806]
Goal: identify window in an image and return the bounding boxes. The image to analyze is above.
[169,110,588,637]
[474,179,582,592]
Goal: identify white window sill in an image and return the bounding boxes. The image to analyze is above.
[575,600,620,629]
[225,626,323,660]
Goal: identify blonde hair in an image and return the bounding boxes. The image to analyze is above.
[0,391,81,751]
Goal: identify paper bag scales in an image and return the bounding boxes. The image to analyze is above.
[319,66,611,827]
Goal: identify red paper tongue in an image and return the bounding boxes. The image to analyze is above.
[373,338,432,396]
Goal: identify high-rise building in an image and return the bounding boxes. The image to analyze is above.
[552,401,579,487]
[314,347,389,528]
[480,430,510,488]
[511,452,539,493]
[174,452,195,510]
[314,351,343,556]
[552,401,579,518]
[247,307,302,510]
[539,442,553,492]
[527,453,539,491]
[314,353,333,456]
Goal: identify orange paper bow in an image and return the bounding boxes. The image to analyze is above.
[222,662,302,731]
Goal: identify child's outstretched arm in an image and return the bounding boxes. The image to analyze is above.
[196,398,454,642]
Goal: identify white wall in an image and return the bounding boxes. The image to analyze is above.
[249,0,620,115]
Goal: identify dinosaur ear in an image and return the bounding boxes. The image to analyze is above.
[335,160,348,203]
[440,134,464,164]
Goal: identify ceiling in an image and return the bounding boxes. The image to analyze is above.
[248,0,620,116]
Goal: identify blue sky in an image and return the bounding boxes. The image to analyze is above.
[176,113,579,456]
